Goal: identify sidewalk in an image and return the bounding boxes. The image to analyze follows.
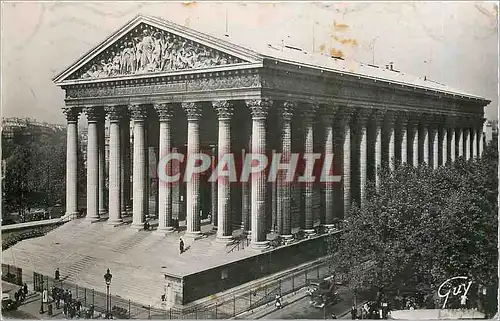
[235,284,370,320]
[2,281,102,319]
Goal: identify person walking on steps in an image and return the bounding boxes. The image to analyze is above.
[179,238,184,254]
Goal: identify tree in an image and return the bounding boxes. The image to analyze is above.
[3,121,86,220]
[330,147,498,308]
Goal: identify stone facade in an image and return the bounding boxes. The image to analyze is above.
[53,15,489,305]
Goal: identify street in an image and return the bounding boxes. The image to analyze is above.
[262,285,361,320]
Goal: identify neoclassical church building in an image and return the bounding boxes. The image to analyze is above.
[4,15,489,309]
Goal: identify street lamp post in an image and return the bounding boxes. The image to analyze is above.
[39,278,44,314]
[104,268,112,319]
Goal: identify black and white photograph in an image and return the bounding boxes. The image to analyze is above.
[1,2,498,320]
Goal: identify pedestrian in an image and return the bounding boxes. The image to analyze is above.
[63,302,68,317]
[23,283,28,296]
[55,268,60,281]
[460,294,467,310]
[179,238,184,254]
[68,290,72,302]
[351,305,357,320]
[14,291,19,303]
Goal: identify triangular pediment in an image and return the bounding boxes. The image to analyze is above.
[54,15,262,84]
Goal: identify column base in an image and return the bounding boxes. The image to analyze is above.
[99,209,108,215]
[251,240,269,250]
[155,227,175,235]
[65,212,79,220]
[216,235,233,243]
[281,234,294,245]
[184,231,202,238]
[303,229,316,237]
[130,223,145,230]
[323,224,336,233]
[107,219,123,226]
[86,215,100,222]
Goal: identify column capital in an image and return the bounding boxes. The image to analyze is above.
[372,108,387,126]
[84,106,104,122]
[246,98,273,119]
[182,102,203,121]
[301,102,319,122]
[334,108,355,123]
[396,111,412,124]
[383,110,398,125]
[212,100,234,120]
[129,104,148,121]
[63,107,81,122]
[105,105,126,123]
[355,108,372,125]
[320,105,339,124]
[154,103,175,121]
[279,100,296,121]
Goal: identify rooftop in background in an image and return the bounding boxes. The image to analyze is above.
[54,15,489,104]
[143,15,486,101]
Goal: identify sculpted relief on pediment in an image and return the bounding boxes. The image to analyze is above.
[70,23,245,80]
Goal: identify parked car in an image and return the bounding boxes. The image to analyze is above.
[310,292,341,308]
[2,293,17,311]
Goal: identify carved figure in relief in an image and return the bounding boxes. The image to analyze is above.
[77,25,241,79]
[140,29,154,70]
[134,37,143,71]
[151,32,163,69]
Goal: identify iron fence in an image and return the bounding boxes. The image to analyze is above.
[3,255,337,319]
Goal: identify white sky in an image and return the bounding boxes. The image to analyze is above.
[1,1,498,124]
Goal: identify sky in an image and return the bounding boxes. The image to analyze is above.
[1,1,498,125]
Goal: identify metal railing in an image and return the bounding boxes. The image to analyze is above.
[3,257,337,319]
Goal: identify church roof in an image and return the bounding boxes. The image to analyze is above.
[54,15,488,104]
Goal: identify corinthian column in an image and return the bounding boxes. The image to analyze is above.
[356,109,370,210]
[120,111,130,215]
[213,100,234,242]
[98,114,107,216]
[63,107,81,220]
[373,109,385,189]
[105,106,123,225]
[449,127,456,163]
[336,110,353,218]
[155,103,175,234]
[421,123,429,165]
[246,98,272,249]
[242,135,251,235]
[463,128,470,160]
[399,113,409,165]
[430,124,439,169]
[470,126,477,159]
[302,103,318,235]
[183,102,203,237]
[277,101,295,238]
[130,105,148,229]
[385,111,397,170]
[439,123,448,166]
[321,106,336,230]
[477,119,485,158]
[456,127,463,159]
[84,106,101,221]
[211,145,218,230]
[408,118,419,166]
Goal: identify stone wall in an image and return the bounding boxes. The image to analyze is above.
[179,234,331,304]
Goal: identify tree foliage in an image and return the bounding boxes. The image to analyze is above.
[3,122,86,220]
[332,144,498,300]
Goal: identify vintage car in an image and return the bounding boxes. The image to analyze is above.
[2,293,17,311]
[310,291,341,308]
